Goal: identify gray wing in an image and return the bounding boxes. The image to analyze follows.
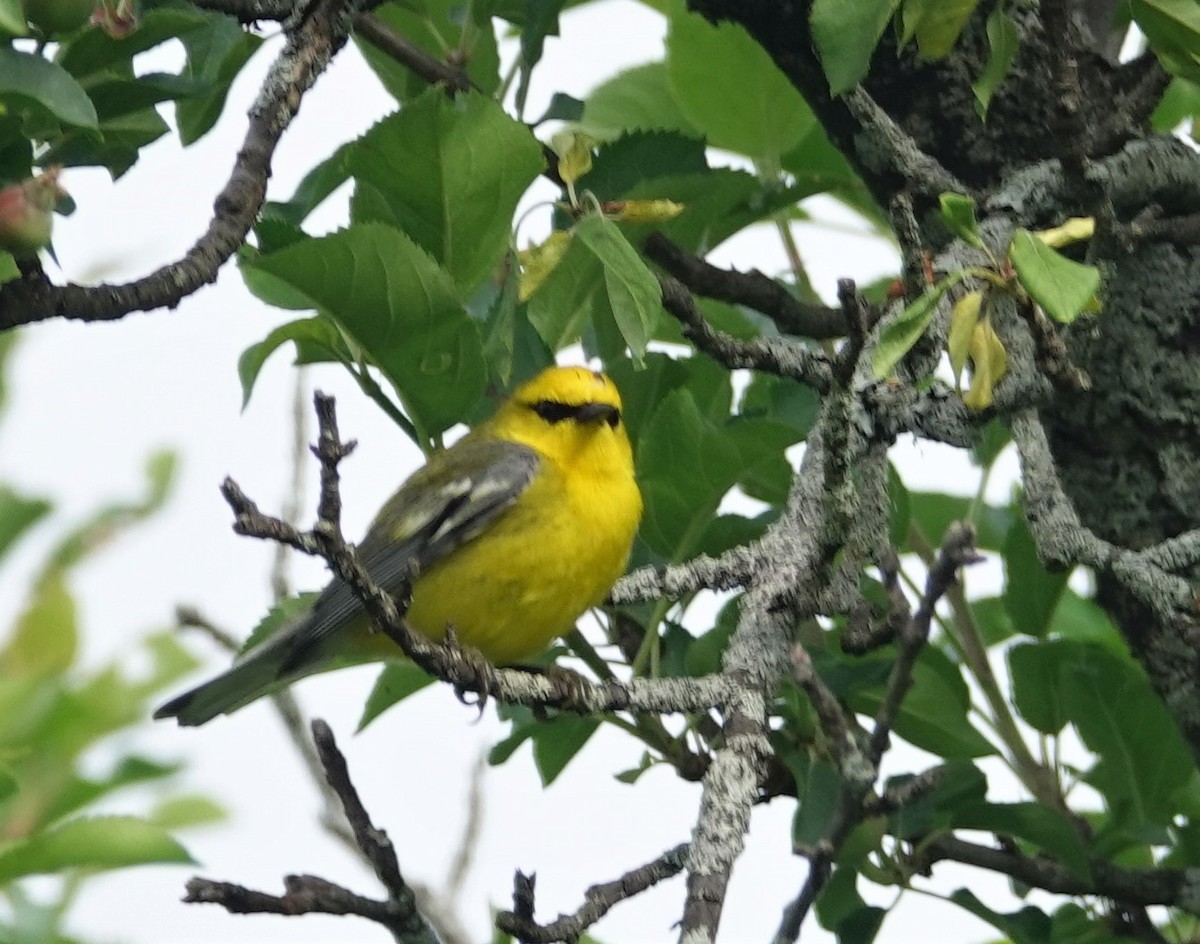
[279,438,539,672]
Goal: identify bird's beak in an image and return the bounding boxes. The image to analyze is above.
[574,402,621,427]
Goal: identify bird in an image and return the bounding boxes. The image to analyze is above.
[154,365,642,726]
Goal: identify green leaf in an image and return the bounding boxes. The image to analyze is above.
[1132,0,1200,83]
[810,0,901,95]
[532,715,599,786]
[357,0,500,101]
[938,193,983,248]
[1152,76,1200,134]
[952,801,1091,881]
[262,143,354,226]
[176,18,264,145]
[1009,640,1070,734]
[1,573,77,675]
[793,761,841,846]
[42,106,168,178]
[246,223,487,440]
[149,795,226,829]
[348,90,543,293]
[357,662,434,731]
[949,889,1051,944]
[578,131,708,202]
[0,486,52,565]
[0,816,193,882]
[514,0,568,116]
[901,0,981,59]
[1009,229,1101,325]
[0,0,25,35]
[871,279,954,378]
[0,251,18,287]
[636,387,752,561]
[667,9,812,160]
[1062,647,1194,828]
[0,46,98,130]
[240,593,318,654]
[972,7,1019,118]
[907,489,1013,550]
[581,62,700,139]
[237,316,350,408]
[56,6,213,76]
[1002,515,1069,637]
[573,217,659,364]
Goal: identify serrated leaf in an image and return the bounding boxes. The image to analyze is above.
[0,46,98,129]
[973,7,1019,118]
[246,223,487,440]
[0,816,193,881]
[947,289,983,383]
[810,0,901,95]
[939,193,983,248]
[1009,228,1101,324]
[348,91,542,293]
[149,795,226,829]
[357,662,434,731]
[961,313,1007,410]
[240,593,318,654]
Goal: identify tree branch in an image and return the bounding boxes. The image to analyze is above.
[0,0,361,331]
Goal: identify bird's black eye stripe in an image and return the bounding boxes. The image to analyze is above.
[529,399,621,428]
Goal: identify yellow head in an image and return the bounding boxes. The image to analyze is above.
[485,366,634,473]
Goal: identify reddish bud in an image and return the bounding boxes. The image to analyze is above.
[0,168,68,257]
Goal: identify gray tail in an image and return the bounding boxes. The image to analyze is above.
[153,640,294,727]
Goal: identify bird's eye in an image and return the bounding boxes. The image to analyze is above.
[528,400,621,428]
[529,400,577,424]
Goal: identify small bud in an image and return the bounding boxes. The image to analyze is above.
[602,199,685,223]
[89,0,137,38]
[0,168,68,257]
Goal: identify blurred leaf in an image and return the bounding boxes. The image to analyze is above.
[1063,647,1193,828]
[1132,0,1200,83]
[901,0,980,59]
[907,489,1012,550]
[349,90,543,293]
[947,289,983,384]
[973,7,1019,118]
[810,0,900,95]
[176,18,264,144]
[938,193,983,249]
[1,573,77,675]
[793,760,840,846]
[952,801,1091,881]
[1009,229,1100,325]
[578,130,707,201]
[514,0,568,115]
[533,715,599,786]
[1152,76,1200,134]
[0,815,192,881]
[246,223,487,441]
[1009,640,1069,734]
[0,487,52,565]
[357,662,434,731]
[357,0,500,101]
[0,47,98,130]
[149,795,226,829]
[971,418,1010,467]
[1002,516,1069,638]
[949,889,1050,944]
[240,592,318,654]
[581,62,700,139]
[0,0,24,34]
[42,107,169,178]
[56,6,213,76]
[667,9,811,160]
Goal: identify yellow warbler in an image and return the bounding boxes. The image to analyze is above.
[155,366,642,726]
